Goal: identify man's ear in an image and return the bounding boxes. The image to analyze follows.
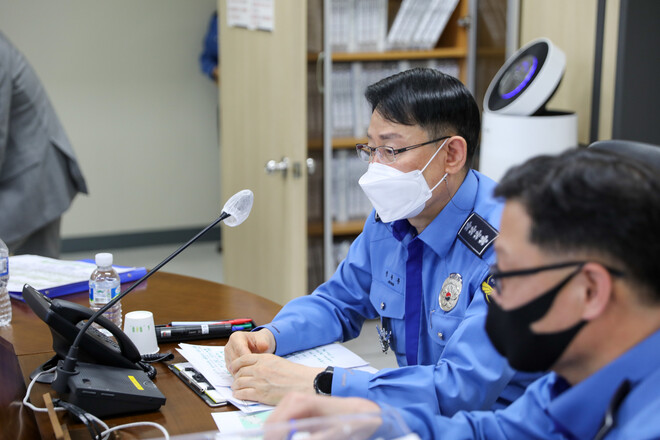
[581,262,613,320]
[444,136,468,174]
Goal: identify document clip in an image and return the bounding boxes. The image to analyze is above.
[169,362,227,407]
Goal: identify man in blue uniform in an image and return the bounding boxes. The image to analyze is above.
[268,145,660,440]
[224,68,537,413]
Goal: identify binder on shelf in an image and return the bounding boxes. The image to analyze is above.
[331,64,354,137]
[386,0,411,49]
[350,62,366,138]
[333,150,349,223]
[7,254,148,301]
[330,0,354,52]
[387,0,459,50]
[330,0,388,54]
[331,151,370,223]
[418,0,460,50]
[407,0,433,49]
[354,0,388,52]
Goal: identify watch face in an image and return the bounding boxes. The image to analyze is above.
[499,55,538,99]
[314,368,333,395]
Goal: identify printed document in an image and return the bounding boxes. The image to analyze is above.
[177,342,369,413]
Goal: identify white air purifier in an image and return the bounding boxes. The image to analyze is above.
[479,38,578,182]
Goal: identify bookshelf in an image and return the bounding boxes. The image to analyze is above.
[307,0,476,291]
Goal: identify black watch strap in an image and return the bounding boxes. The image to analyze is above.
[313,366,334,395]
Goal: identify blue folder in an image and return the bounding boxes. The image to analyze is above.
[9,260,147,301]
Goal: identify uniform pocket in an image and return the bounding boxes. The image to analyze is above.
[370,280,405,354]
[428,311,463,350]
[370,281,405,319]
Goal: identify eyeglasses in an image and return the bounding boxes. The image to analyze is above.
[356,136,450,163]
[488,261,625,295]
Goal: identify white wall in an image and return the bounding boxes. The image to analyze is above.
[0,0,220,239]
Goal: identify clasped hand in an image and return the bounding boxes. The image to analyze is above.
[224,329,323,405]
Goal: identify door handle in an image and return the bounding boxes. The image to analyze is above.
[306,158,316,175]
[265,157,289,177]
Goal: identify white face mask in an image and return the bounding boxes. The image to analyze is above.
[358,139,449,223]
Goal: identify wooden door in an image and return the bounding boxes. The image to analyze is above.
[219,0,308,305]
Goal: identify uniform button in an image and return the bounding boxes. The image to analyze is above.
[380,302,386,310]
[437,332,443,340]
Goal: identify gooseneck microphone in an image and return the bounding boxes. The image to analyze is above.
[51,189,254,414]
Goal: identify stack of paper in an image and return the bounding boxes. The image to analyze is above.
[176,342,372,414]
[7,255,147,300]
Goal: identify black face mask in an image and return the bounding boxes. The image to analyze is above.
[485,268,587,373]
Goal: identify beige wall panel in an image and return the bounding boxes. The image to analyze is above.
[520,0,599,144]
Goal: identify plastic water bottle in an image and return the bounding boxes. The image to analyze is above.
[89,252,122,330]
[0,238,11,327]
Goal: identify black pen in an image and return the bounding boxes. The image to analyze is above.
[156,323,233,341]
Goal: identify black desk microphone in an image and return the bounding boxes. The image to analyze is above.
[51,189,254,417]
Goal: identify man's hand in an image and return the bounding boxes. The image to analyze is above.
[268,392,380,422]
[224,328,276,373]
[229,354,323,405]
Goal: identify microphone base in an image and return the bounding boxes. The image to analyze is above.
[57,361,166,418]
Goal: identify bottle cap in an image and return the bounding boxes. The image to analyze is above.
[95,253,113,267]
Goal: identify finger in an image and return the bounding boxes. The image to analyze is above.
[224,334,249,367]
[255,332,275,353]
[232,386,270,404]
[245,328,276,354]
[226,339,258,373]
[231,376,251,392]
[229,353,260,375]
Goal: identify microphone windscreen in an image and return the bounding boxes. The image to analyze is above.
[222,189,254,227]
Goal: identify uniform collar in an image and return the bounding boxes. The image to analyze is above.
[547,328,660,439]
[391,170,477,257]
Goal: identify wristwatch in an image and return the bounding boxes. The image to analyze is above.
[313,366,334,395]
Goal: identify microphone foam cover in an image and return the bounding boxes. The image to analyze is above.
[222,189,254,227]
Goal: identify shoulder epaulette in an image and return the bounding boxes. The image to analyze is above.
[457,212,498,258]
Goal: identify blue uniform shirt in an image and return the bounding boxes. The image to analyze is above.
[262,170,539,415]
[392,327,660,439]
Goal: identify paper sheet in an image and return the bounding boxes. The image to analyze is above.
[7,254,143,293]
[177,343,234,387]
[211,410,273,434]
[177,342,370,414]
[284,342,369,368]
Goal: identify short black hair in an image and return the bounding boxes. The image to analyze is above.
[365,68,481,165]
[495,148,660,303]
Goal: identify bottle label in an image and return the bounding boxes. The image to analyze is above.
[90,283,120,303]
[0,257,7,277]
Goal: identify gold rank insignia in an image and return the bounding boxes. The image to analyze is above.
[481,275,496,303]
[439,273,463,312]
